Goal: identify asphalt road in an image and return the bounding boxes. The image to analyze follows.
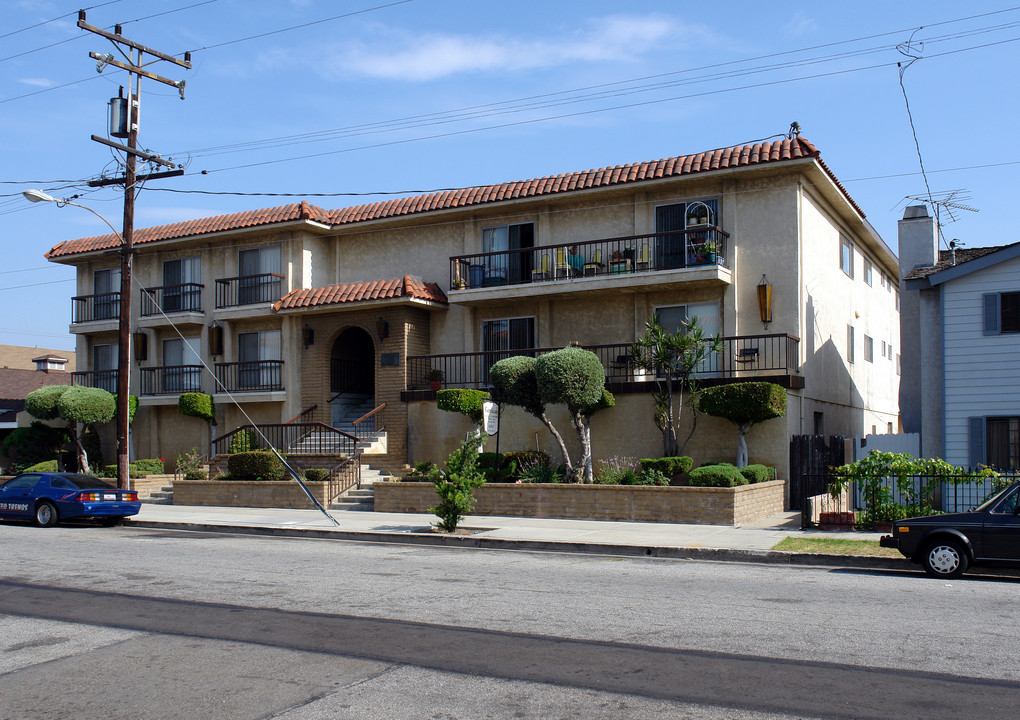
[0,522,1018,719]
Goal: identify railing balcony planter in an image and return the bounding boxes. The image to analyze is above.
[449,227,730,290]
[140,365,204,395]
[70,369,118,393]
[215,273,284,309]
[213,360,284,393]
[405,334,800,392]
[140,283,203,317]
[71,292,120,324]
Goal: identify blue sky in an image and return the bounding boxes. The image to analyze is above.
[3,0,1019,351]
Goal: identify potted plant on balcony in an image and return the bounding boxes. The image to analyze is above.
[702,240,719,264]
[427,368,445,391]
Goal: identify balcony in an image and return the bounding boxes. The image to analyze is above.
[71,292,120,326]
[214,360,284,393]
[140,365,204,396]
[215,273,284,309]
[70,369,118,394]
[404,334,802,394]
[140,284,204,317]
[449,228,730,301]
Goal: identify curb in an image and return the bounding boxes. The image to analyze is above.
[126,519,913,571]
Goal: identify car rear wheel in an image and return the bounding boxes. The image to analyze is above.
[921,538,968,579]
[35,501,58,528]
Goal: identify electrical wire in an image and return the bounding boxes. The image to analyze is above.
[0,0,126,40]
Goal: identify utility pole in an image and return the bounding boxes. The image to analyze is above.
[77,11,189,489]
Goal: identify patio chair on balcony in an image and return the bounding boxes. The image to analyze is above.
[634,243,652,271]
[583,250,604,276]
[554,247,574,278]
[531,253,552,281]
[735,347,759,365]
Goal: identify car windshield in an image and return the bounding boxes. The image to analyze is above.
[974,484,1018,512]
[54,474,116,490]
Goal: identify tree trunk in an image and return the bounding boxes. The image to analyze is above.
[736,423,750,468]
[539,412,573,476]
[72,422,89,474]
[570,411,592,483]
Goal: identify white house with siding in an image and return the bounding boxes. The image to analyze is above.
[901,205,1020,468]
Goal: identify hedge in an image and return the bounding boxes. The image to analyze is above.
[24,460,58,472]
[739,464,774,484]
[179,392,215,423]
[697,382,786,425]
[132,458,165,474]
[226,450,284,481]
[24,385,69,420]
[687,463,748,487]
[304,468,329,482]
[228,429,257,453]
[436,388,490,424]
[503,450,550,470]
[640,457,693,483]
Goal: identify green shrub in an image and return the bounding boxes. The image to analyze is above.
[740,464,773,484]
[535,346,605,412]
[636,468,671,486]
[184,469,208,480]
[503,450,550,474]
[114,394,138,423]
[228,428,257,453]
[179,392,215,423]
[640,456,694,485]
[402,461,437,482]
[687,463,748,487]
[697,383,787,425]
[101,463,151,479]
[304,468,329,482]
[57,386,116,425]
[429,432,487,532]
[517,458,564,483]
[2,422,68,468]
[132,458,165,474]
[176,447,204,475]
[82,426,103,469]
[226,450,284,481]
[24,459,58,472]
[595,456,641,485]
[436,388,490,425]
[24,385,70,420]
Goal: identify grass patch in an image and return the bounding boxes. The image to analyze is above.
[772,537,902,557]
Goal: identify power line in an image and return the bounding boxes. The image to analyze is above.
[0,0,125,41]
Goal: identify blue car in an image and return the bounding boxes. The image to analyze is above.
[0,472,141,527]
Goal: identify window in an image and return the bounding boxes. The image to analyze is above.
[895,290,900,312]
[896,353,901,375]
[888,422,894,434]
[238,246,281,304]
[93,267,121,320]
[813,412,824,435]
[972,416,1020,470]
[162,337,202,392]
[238,329,281,389]
[880,271,886,288]
[864,335,874,363]
[864,259,873,286]
[655,199,720,269]
[881,340,887,358]
[847,325,855,363]
[162,257,201,312]
[984,292,1020,335]
[840,236,853,278]
[481,223,534,285]
[481,317,535,381]
[655,302,721,374]
[93,343,118,393]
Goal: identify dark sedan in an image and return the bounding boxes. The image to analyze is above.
[0,472,140,527]
[880,481,1020,578]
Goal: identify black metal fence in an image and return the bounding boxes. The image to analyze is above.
[71,292,120,324]
[212,423,358,457]
[70,369,118,393]
[140,365,204,395]
[214,360,284,392]
[140,283,203,316]
[800,472,1014,529]
[215,273,284,308]
[450,227,730,289]
[406,334,798,391]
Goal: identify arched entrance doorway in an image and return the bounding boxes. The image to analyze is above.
[329,327,375,427]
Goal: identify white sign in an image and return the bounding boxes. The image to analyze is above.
[482,401,499,436]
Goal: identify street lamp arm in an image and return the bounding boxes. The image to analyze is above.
[23,189,123,243]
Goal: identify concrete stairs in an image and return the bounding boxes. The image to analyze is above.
[329,464,391,511]
[131,474,175,504]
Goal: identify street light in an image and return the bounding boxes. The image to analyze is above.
[24,189,133,490]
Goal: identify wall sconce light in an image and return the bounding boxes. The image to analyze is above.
[757,274,773,329]
[133,331,147,362]
[302,324,314,349]
[208,323,223,356]
[376,317,389,340]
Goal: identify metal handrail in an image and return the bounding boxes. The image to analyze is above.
[327,456,362,500]
[211,422,358,457]
[351,403,386,439]
[285,404,319,424]
[214,272,285,308]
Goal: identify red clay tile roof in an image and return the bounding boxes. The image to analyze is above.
[273,276,447,311]
[47,137,857,259]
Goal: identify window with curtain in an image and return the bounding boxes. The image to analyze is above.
[238,246,282,304]
[162,257,201,312]
[162,336,201,392]
[654,302,721,374]
[481,223,534,285]
[92,343,118,393]
[238,329,281,389]
[93,267,121,320]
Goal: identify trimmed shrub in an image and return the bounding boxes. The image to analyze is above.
[436,388,490,425]
[2,422,68,468]
[101,464,147,479]
[635,468,671,486]
[132,458,165,474]
[489,356,543,416]
[179,392,215,423]
[184,469,208,480]
[57,386,116,425]
[114,394,138,423]
[740,464,774,484]
[24,385,70,420]
[535,346,605,412]
[228,428,257,453]
[24,459,58,472]
[304,468,329,482]
[697,383,787,424]
[226,450,284,481]
[687,463,748,487]
[503,450,550,473]
[640,456,694,485]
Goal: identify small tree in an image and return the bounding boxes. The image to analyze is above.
[535,347,608,483]
[429,431,487,532]
[436,388,489,428]
[489,355,573,475]
[26,385,116,473]
[698,382,786,468]
[631,316,722,457]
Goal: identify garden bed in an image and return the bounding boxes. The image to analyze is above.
[375,480,786,526]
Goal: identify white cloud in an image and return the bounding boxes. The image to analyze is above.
[19,77,55,88]
[783,13,818,38]
[323,15,697,82]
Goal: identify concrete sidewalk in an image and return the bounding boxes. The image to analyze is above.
[129,504,906,570]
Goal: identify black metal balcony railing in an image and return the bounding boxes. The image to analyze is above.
[70,369,118,393]
[406,334,798,391]
[212,423,358,458]
[449,228,729,290]
[72,292,120,324]
[140,283,204,316]
[140,365,204,395]
[215,273,284,308]
[214,360,284,392]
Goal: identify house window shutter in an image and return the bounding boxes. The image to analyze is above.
[983,293,1000,335]
[968,416,985,469]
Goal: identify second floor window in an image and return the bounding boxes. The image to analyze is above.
[162,257,201,313]
[984,291,1020,335]
[162,337,202,392]
[840,236,853,278]
[655,199,719,269]
[92,343,118,393]
[94,267,121,320]
[238,329,282,390]
[482,223,534,285]
[238,246,281,304]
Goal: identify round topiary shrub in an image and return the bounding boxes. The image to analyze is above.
[304,468,329,482]
[739,464,774,484]
[184,469,208,480]
[179,392,215,423]
[687,463,748,487]
[226,450,284,481]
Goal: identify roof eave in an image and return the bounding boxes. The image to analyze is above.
[273,295,447,315]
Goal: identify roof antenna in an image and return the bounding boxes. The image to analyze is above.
[949,239,964,266]
[787,121,801,139]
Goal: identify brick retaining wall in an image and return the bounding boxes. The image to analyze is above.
[173,480,331,509]
[375,480,786,526]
